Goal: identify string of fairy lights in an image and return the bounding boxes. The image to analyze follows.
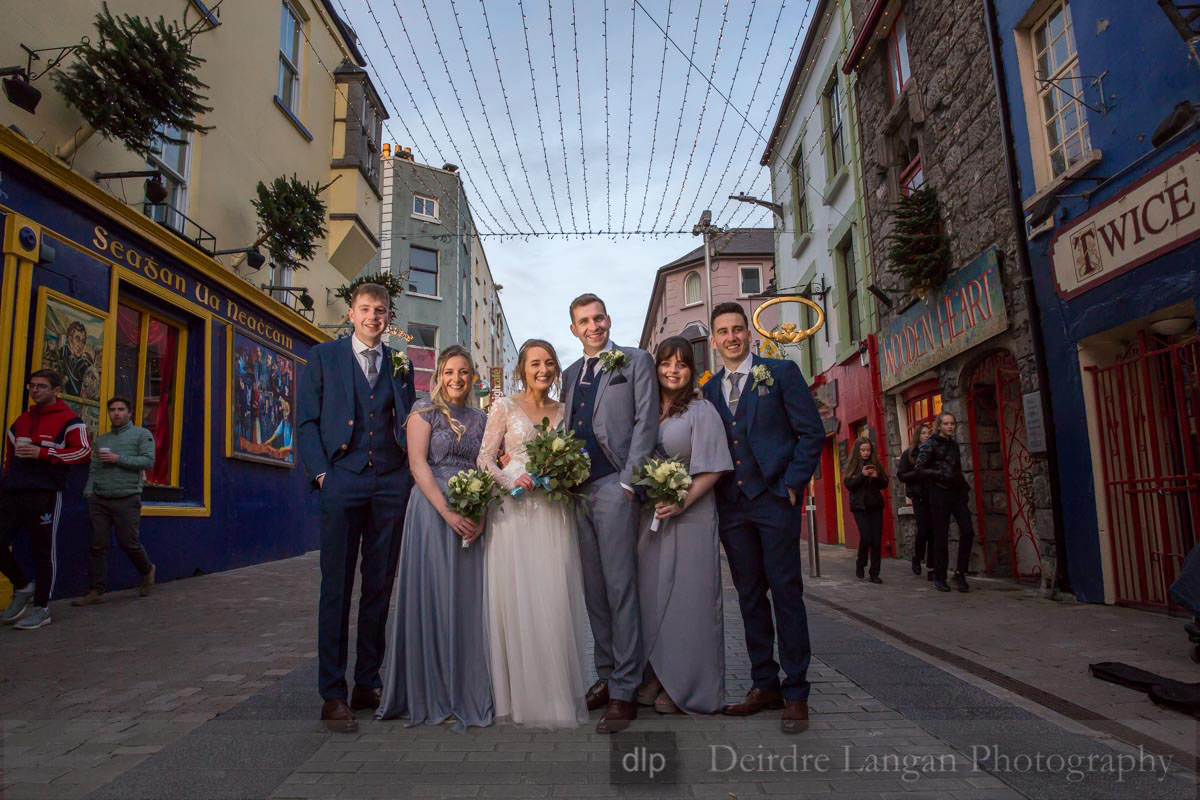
[347,0,851,241]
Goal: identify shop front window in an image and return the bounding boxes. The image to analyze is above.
[114,303,185,486]
[904,384,942,442]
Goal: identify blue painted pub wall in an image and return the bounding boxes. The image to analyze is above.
[0,152,321,600]
[992,0,1200,602]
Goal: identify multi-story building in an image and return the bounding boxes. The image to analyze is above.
[844,0,1057,591]
[639,228,777,377]
[469,231,508,408]
[762,0,892,555]
[370,145,475,395]
[990,0,1199,607]
[0,1,382,600]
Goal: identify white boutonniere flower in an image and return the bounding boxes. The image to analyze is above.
[390,350,411,376]
[751,364,774,394]
[598,349,629,375]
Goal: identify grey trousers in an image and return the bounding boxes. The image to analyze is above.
[575,474,642,702]
[87,494,152,593]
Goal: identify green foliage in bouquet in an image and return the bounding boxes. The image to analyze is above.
[447,468,501,522]
[52,3,214,159]
[885,187,952,295]
[524,419,592,505]
[635,457,692,506]
[252,175,328,269]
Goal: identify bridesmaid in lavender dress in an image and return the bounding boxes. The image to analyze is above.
[636,336,733,715]
[377,346,494,731]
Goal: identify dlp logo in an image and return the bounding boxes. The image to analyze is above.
[610,732,678,785]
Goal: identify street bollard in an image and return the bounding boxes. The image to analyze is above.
[805,486,821,578]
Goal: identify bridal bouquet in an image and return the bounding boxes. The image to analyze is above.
[517,419,592,505]
[635,457,692,531]
[447,468,501,548]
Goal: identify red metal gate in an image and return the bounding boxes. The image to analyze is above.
[1089,336,1200,609]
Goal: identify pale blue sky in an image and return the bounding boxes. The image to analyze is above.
[340,0,815,364]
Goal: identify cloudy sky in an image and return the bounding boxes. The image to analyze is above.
[339,0,817,364]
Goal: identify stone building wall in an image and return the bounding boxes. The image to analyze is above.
[846,0,1057,592]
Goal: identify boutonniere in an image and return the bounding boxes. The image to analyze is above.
[390,349,411,376]
[598,349,629,376]
[750,364,774,394]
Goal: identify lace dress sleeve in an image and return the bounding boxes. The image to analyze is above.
[477,397,517,490]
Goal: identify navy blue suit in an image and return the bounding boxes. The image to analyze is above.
[703,355,824,701]
[297,335,416,701]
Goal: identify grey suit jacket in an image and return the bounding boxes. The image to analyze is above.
[562,343,660,488]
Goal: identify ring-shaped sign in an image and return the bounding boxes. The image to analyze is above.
[752,295,825,345]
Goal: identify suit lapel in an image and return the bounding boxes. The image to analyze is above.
[593,346,618,407]
[338,336,357,406]
[563,359,581,411]
[743,356,761,433]
[710,367,731,419]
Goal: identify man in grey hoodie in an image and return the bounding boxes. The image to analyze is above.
[73,395,156,606]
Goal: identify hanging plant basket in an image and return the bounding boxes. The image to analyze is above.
[52,3,213,159]
[885,187,952,296]
[252,175,327,270]
[336,272,408,315]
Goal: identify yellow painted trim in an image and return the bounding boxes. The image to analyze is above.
[99,267,120,437]
[170,325,188,486]
[225,326,233,459]
[831,437,846,545]
[0,127,329,345]
[134,312,149,426]
[0,253,18,438]
[225,326,299,469]
[5,257,35,431]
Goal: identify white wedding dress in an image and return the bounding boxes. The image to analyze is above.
[477,396,590,728]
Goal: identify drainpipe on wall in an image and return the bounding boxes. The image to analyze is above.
[983,0,1071,596]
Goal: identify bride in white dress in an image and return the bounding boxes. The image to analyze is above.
[477,339,590,728]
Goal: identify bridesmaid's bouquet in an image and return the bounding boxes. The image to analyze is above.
[519,419,592,505]
[447,468,501,549]
[635,457,692,531]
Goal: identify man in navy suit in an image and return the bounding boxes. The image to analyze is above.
[297,284,416,733]
[702,302,824,734]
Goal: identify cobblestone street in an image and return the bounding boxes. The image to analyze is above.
[1,547,1196,800]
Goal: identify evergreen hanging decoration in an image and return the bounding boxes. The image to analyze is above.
[51,3,213,159]
[335,272,409,314]
[251,176,328,270]
[885,187,952,295]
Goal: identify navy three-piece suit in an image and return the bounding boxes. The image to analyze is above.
[297,335,416,701]
[703,354,824,701]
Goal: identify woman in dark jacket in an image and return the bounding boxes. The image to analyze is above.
[897,424,933,579]
[844,437,889,583]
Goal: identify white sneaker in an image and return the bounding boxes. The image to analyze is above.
[1,587,34,624]
[14,605,50,630]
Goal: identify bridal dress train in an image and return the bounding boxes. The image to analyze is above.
[478,396,590,729]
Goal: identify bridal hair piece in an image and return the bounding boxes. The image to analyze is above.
[516,338,562,396]
[417,344,477,441]
[654,336,700,419]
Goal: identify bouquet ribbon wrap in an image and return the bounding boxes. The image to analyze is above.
[510,474,552,498]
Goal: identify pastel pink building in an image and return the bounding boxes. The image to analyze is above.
[640,228,778,376]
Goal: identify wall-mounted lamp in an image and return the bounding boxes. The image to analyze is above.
[867,283,897,309]
[0,42,85,115]
[1152,101,1198,148]
[728,193,784,220]
[260,284,314,312]
[94,169,168,203]
[214,246,266,270]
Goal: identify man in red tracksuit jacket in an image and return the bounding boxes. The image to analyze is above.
[0,368,91,630]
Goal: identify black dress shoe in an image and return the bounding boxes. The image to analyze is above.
[596,699,637,734]
[350,685,382,711]
[932,580,951,592]
[953,572,970,593]
[585,680,609,712]
[855,565,865,579]
[911,561,922,575]
[321,700,359,733]
[869,576,883,584]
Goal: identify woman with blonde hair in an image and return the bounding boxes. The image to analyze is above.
[844,436,889,584]
[477,339,590,728]
[378,345,494,730]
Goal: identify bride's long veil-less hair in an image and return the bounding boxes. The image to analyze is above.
[412,344,477,441]
[516,339,563,401]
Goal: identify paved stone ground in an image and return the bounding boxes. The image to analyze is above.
[0,549,1196,799]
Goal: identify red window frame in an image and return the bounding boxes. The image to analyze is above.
[903,379,942,442]
[899,153,924,195]
[886,11,911,102]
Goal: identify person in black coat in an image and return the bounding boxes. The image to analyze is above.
[843,437,889,584]
[913,412,975,593]
[896,424,933,579]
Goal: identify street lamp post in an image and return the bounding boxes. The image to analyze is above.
[692,210,721,373]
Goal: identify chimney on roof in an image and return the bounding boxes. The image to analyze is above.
[397,146,414,161]
[442,163,458,173]
[382,143,391,158]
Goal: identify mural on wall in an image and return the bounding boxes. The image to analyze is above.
[36,290,105,441]
[229,330,296,467]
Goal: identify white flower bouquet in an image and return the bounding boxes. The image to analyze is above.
[447,468,501,548]
[634,457,693,531]
[517,419,592,505]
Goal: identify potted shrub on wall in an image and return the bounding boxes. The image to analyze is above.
[885,187,952,297]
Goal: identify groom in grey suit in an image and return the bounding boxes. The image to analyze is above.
[563,293,659,734]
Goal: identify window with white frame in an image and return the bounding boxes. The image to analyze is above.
[739,266,762,297]
[413,194,439,220]
[683,271,702,306]
[887,12,911,101]
[144,123,190,233]
[789,148,810,235]
[408,246,439,296]
[1033,0,1090,178]
[277,1,302,114]
[824,76,846,174]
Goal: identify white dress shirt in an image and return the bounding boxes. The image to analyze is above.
[721,355,753,406]
[351,334,383,380]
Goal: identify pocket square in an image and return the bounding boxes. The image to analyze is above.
[609,375,629,386]
[757,385,769,397]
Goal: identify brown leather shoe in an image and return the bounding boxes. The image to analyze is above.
[585,679,610,712]
[781,700,810,734]
[721,688,784,716]
[350,685,382,711]
[71,590,104,606]
[321,699,359,733]
[596,699,637,734]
